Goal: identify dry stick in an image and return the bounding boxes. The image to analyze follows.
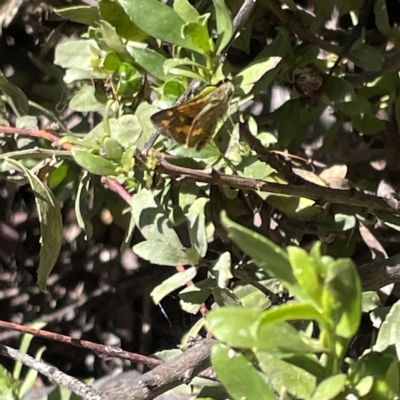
[219,0,258,63]
[0,320,162,366]
[0,343,101,400]
[359,253,400,291]
[149,155,400,214]
[101,338,216,400]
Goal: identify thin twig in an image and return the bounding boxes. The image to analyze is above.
[0,343,101,400]
[219,0,258,63]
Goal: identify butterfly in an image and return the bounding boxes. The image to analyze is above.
[151,81,234,150]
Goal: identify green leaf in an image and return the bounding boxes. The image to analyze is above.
[336,0,363,14]
[151,266,198,304]
[374,0,392,37]
[256,352,316,398]
[207,307,262,347]
[103,137,123,162]
[182,22,211,54]
[55,6,100,25]
[351,113,386,135]
[173,0,200,22]
[335,95,371,116]
[118,0,201,53]
[69,85,105,112]
[130,188,182,247]
[0,75,29,115]
[258,303,328,328]
[255,321,324,353]
[354,353,400,399]
[179,278,214,314]
[75,172,93,240]
[324,258,361,338]
[310,374,347,400]
[187,197,209,257]
[71,148,117,176]
[54,40,107,83]
[288,246,323,307]
[5,159,63,292]
[212,0,233,55]
[323,76,356,102]
[349,46,384,72]
[13,321,47,381]
[374,298,400,353]
[84,115,142,148]
[212,251,232,289]
[220,211,302,296]
[211,343,276,400]
[99,0,148,41]
[235,56,281,95]
[133,240,200,266]
[236,156,275,179]
[127,45,167,80]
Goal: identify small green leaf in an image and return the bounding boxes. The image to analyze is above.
[69,85,105,112]
[99,0,148,41]
[235,57,281,95]
[182,22,211,54]
[127,45,167,80]
[220,212,303,296]
[288,246,323,306]
[173,0,200,22]
[0,75,29,115]
[5,159,63,292]
[258,303,328,328]
[211,343,276,400]
[349,46,384,71]
[212,252,232,289]
[351,113,386,134]
[256,352,316,398]
[207,307,262,347]
[75,172,93,240]
[187,197,209,257]
[212,0,233,55]
[118,0,201,52]
[133,240,198,266]
[103,137,123,162]
[255,322,324,353]
[324,258,361,338]
[179,278,214,314]
[72,148,117,176]
[55,6,100,25]
[310,374,347,400]
[130,188,183,247]
[151,266,198,304]
[323,76,356,102]
[374,298,400,353]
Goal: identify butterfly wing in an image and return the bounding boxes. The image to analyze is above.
[151,81,234,149]
[151,94,209,145]
[187,83,233,149]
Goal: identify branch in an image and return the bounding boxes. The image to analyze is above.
[0,343,100,400]
[146,154,400,214]
[358,254,400,291]
[101,338,215,400]
[0,320,161,366]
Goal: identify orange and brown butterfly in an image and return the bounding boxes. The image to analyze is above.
[151,81,235,150]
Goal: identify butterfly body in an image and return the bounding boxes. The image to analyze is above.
[151,81,234,150]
